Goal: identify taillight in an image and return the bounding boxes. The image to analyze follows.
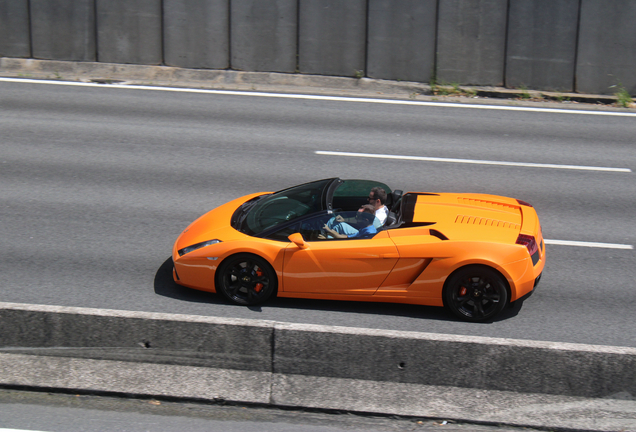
[517,199,533,207]
[516,234,538,255]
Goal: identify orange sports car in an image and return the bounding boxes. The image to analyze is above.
[172,178,545,322]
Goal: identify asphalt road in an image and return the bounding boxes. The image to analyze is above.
[1,79,635,347]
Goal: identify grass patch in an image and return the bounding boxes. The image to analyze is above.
[555,93,570,102]
[431,80,475,97]
[518,85,531,100]
[613,85,633,108]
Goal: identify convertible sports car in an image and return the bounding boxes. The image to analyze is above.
[172,178,545,322]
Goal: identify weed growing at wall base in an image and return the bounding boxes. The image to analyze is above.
[612,84,633,108]
[518,85,531,100]
[431,81,475,97]
[556,93,570,102]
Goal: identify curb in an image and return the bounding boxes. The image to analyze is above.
[1,302,636,431]
[1,57,632,109]
[3,353,636,432]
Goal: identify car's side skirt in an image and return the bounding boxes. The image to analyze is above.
[276,291,444,307]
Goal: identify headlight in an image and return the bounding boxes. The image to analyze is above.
[178,239,222,257]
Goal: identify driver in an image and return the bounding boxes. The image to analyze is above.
[321,205,377,239]
[323,186,388,235]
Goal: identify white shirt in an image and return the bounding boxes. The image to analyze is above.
[375,206,389,225]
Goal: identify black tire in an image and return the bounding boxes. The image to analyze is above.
[443,265,509,322]
[216,254,277,305]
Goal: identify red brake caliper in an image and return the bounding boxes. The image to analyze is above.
[254,269,264,293]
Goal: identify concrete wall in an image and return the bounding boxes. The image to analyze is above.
[2,302,636,400]
[298,0,367,77]
[1,0,634,95]
[576,0,636,95]
[0,0,30,58]
[231,0,297,73]
[95,0,162,65]
[437,0,508,86]
[367,0,437,83]
[164,0,229,69]
[30,0,95,61]
[506,0,579,92]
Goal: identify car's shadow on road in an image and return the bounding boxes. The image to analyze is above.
[154,257,523,324]
[153,257,219,305]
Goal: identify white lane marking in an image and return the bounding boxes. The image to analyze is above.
[315,150,632,173]
[0,429,49,432]
[545,239,633,250]
[2,77,636,117]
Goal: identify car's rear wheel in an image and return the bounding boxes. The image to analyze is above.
[216,254,277,305]
[443,265,509,322]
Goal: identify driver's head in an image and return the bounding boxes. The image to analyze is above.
[368,187,387,209]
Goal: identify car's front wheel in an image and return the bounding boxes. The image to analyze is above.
[443,265,509,322]
[216,254,277,305]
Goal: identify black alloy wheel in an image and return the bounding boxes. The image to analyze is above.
[444,266,508,322]
[216,254,277,305]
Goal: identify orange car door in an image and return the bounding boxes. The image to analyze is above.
[282,231,399,294]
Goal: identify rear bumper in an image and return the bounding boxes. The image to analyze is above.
[509,238,545,301]
[512,271,542,304]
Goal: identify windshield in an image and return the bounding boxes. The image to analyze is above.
[240,179,332,236]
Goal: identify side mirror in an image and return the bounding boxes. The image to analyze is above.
[288,233,308,249]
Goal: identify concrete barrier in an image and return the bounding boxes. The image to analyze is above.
[2,301,636,430]
[298,0,366,77]
[163,0,229,69]
[30,0,96,62]
[0,353,272,404]
[3,0,636,95]
[275,323,636,399]
[0,0,30,58]
[505,0,579,92]
[366,0,437,83]
[0,303,272,372]
[436,0,507,86]
[95,0,162,65]
[2,301,636,399]
[576,0,636,95]
[230,0,297,73]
